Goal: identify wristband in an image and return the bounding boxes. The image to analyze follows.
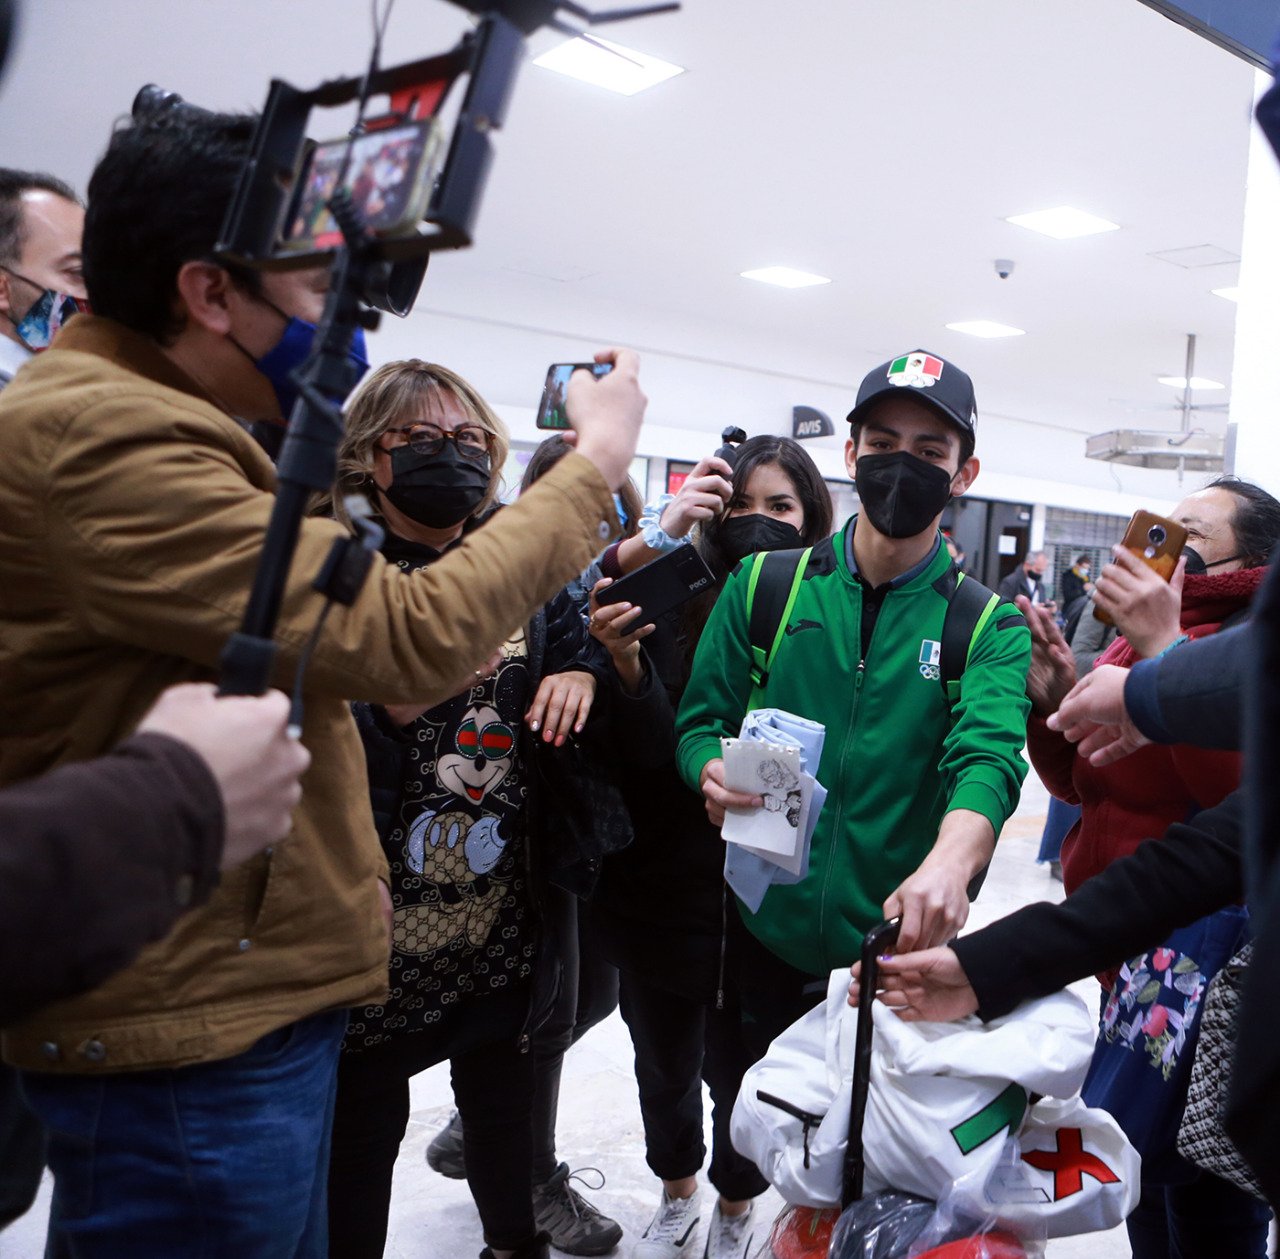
[1156,633,1190,658]
[638,493,691,553]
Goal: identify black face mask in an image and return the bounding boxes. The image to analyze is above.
[382,444,490,529]
[854,451,955,539]
[714,513,804,566]
[1182,546,1242,576]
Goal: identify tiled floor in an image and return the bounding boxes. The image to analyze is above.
[5,767,1130,1258]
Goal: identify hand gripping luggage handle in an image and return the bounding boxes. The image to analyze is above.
[842,917,901,1207]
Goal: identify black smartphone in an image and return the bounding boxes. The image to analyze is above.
[536,361,613,430]
[596,544,715,622]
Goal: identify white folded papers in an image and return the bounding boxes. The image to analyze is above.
[720,708,827,911]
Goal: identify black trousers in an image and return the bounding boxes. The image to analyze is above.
[617,970,769,1202]
[727,906,829,1064]
[327,984,535,1257]
[528,888,619,1183]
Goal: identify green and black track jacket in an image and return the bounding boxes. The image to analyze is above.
[676,521,1032,975]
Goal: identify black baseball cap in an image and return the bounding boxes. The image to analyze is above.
[846,350,978,439]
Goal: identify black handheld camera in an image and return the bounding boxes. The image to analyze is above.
[715,425,747,469]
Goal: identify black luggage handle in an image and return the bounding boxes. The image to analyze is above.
[842,917,901,1207]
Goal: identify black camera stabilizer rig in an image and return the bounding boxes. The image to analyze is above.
[155,0,679,712]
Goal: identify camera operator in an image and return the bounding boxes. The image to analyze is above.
[0,104,645,1256]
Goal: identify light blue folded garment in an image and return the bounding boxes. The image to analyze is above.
[725,709,827,912]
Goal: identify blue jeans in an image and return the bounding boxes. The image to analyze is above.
[1126,1169,1271,1259]
[20,1008,346,1259]
[1036,795,1081,863]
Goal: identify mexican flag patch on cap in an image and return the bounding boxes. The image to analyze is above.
[888,353,944,389]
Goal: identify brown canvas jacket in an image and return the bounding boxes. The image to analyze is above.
[0,316,617,1073]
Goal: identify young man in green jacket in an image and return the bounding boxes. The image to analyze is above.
[676,350,1031,1046]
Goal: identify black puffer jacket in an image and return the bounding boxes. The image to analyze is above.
[586,614,729,1002]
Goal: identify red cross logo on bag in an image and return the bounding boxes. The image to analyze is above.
[1022,1128,1121,1200]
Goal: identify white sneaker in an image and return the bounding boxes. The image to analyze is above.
[702,1202,754,1259]
[632,1188,702,1258]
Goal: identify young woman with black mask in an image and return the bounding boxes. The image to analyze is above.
[322,360,613,1259]
[584,435,833,1259]
[422,434,651,1257]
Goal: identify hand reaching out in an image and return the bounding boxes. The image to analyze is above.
[848,947,979,1022]
[1017,595,1077,717]
[1047,664,1152,766]
[137,684,310,870]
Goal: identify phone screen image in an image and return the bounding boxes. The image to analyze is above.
[285,119,441,251]
[536,362,612,430]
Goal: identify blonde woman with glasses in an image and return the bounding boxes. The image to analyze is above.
[323,360,616,1259]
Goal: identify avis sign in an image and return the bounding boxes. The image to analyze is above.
[792,406,834,440]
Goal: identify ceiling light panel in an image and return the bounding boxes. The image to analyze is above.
[740,266,832,289]
[945,320,1025,339]
[1005,206,1120,239]
[532,37,684,96]
[1157,376,1225,390]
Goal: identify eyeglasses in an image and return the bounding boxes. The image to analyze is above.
[382,422,492,462]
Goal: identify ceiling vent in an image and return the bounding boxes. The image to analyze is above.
[1148,244,1240,269]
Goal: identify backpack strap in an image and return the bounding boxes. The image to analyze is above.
[939,571,1001,716]
[745,547,814,705]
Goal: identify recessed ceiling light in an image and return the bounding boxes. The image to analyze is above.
[945,320,1025,339]
[1157,375,1225,390]
[1005,206,1120,239]
[1212,286,1240,303]
[532,36,684,96]
[740,266,832,289]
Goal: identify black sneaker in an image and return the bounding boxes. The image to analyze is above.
[425,1110,466,1179]
[531,1162,623,1256]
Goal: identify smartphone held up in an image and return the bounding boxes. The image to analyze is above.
[536,361,614,430]
[1094,509,1188,625]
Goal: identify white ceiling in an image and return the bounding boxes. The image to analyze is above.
[0,0,1261,503]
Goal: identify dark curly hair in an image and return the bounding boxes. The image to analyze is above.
[83,108,259,343]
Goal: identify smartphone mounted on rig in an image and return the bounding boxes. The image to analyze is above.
[137,0,679,703]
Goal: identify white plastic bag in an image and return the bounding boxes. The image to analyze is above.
[732,968,1138,1236]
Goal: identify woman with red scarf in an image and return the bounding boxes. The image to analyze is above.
[1019,476,1280,1259]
